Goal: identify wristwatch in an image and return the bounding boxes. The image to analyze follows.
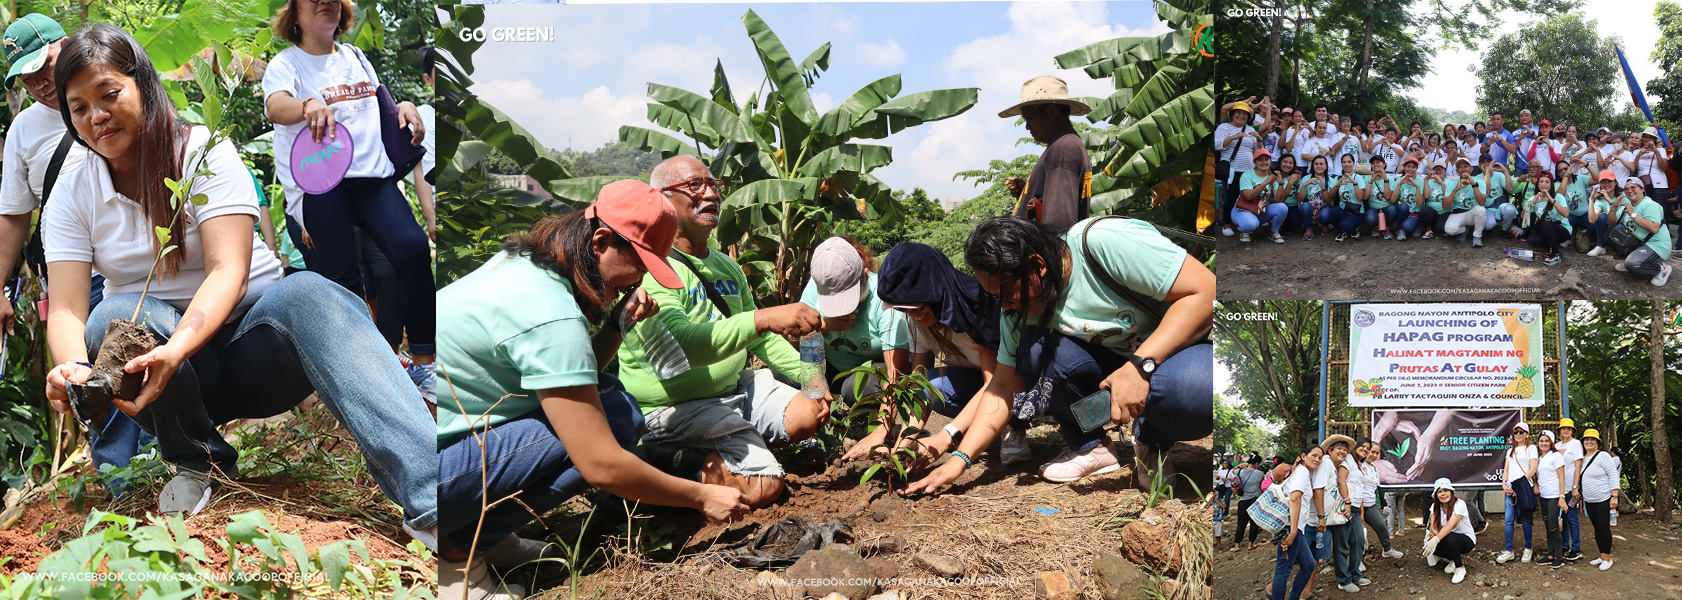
[942,423,964,446]
[1128,354,1158,379]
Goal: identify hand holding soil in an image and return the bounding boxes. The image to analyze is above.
[697,483,751,523]
[44,362,94,416]
[117,342,188,416]
[898,456,965,497]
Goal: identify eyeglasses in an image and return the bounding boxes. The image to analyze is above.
[660,178,728,196]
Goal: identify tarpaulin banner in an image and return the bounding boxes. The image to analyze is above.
[1371,409,1522,488]
[1348,303,1545,407]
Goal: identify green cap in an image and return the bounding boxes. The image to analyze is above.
[4,14,66,88]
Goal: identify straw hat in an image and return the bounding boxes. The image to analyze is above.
[998,75,1092,118]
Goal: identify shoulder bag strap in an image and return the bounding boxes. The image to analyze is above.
[667,248,732,318]
[1079,216,1160,322]
[40,130,74,207]
[17,131,76,284]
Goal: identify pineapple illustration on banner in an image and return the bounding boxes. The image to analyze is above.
[1347,303,1546,408]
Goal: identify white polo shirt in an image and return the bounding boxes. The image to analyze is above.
[0,102,90,215]
[41,126,282,316]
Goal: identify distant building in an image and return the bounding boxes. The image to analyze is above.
[493,174,553,199]
[943,197,966,211]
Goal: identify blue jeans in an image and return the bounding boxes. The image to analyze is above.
[1272,526,1315,600]
[84,273,160,496]
[1331,522,1359,586]
[1564,498,1581,553]
[927,365,1028,430]
[83,272,437,529]
[1015,332,1212,453]
[1381,205,1405,231]
[302,178,435,354]
[1232,208,1262,233]
[438,373,644,552]
[1264,202,1289,232]
[1570,213,1608,247]
[1504,491,1534,551]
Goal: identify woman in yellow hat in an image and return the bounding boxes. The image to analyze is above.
[1577,428,1620,570]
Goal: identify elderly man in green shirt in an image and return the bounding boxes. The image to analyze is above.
[620,155,831,508]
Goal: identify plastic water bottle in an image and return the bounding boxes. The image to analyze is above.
[1384,505,1393,528]
[621,307,690,380]
[1610,509,1617,527]
[799,332,827,399]
[1505,247,1536,261]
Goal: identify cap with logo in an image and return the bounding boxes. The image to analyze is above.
[583,179,683,289]
[4,14,65,88]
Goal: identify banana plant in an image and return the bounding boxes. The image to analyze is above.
[1057,0,1214,239]
[613,10,979,306]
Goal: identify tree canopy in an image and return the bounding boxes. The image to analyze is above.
[1474,13,1622,129]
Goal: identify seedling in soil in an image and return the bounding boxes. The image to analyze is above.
[836,365,942,490]
[70,50,248,438]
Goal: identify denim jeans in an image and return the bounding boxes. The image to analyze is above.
[301,177,435,354]
[1331,521,1359,586]
[1504,491,1533,551]
[1015,332,1212,453]
[1232,208,1262,233]
[1380,204,1405,231]
[437,373,644,552]
[82,273,158,495]
[927,365,1028,430]
[83,272,437,529]
[1564,497,1581,553]
[1272,527,1315,600]
[1569,213,1608,247]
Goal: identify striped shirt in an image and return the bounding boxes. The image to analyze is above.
[1578,451,1620,503]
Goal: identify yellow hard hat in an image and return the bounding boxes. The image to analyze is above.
[1559,418,1575,429]
[1231,101,1253,115]
[1582,429,1600,441]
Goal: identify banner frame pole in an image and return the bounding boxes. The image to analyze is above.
[1557,300,1569,419]
[1321,301,1332,442]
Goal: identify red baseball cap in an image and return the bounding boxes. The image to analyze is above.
[584,179,684,289]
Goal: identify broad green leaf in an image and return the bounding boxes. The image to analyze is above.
[859,463,883,486]
[619,125,701,159]
[647,83,766,148]
[848,88,979,139]
[541,176,635,208]
[798,42,832,86]
[320,540,352,591]
[709,59,737,112]
[189,194,209,207]
[797,144,892,180]
[458,97,554,169]
[133,0,270,72]
[646,103,718,149]
[1123,60,1189,120]
[439,140,496,185]
[1053,37,1159,70]
[202,94,223,132]
[724,177,820,208]
[154,226,173,246]
[437,5,487,74]
[742,9,819,124]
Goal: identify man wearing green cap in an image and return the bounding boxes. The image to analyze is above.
[0,13,90,332]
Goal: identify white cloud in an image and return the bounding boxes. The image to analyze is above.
[855,39,908,67]
[812,92,837,114]
[473,80,648,153]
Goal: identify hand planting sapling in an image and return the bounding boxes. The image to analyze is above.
[841,365,942,490]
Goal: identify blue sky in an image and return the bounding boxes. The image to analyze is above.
[462,1,1168,201]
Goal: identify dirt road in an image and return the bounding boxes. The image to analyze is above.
[1212,229,1676,300]
[1214,510,1682,600]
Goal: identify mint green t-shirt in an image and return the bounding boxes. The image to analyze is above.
[1297,175,1330,207]
[1365,175,1393,209]
[1564,174,1593,216]
[436,253,598,446]
[798,272,909,371]
[1425,179,1450,212]
[1452,178,1482,211]
[1393,175,1423,210]
[1238,170,1286,204]
[1626,197,1674,258]
[619,247,804,413]
[1278,176,1303,206]
[1478,172,1508,207]
[1334,174,1366,212]
[1530,193,1572,234]
[998,218,1186,368]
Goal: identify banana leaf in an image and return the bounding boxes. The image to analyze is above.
[742,9,819,124]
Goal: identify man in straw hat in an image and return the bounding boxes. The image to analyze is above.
[1002,75,1093,228]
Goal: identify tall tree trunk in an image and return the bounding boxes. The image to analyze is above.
[1267,0,1284,99]
[1651,302,1674,520]
[1357,0,1375,93]
[1290,14,1305,110]
[1639,454,1652,507]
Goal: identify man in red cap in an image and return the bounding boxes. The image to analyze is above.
[622,155,828,510]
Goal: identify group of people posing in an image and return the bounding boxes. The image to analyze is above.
[431,79,1216,600]
[1218,418,1622,600]
[1215,98,1674,286]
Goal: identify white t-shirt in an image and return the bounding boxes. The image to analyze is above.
[1217,467,1233,488]
[1614,150,1638,182]
[1342,455,1370,505]
[1284,127,1312,165]
[1636,147,1670,188]
[1286,465,1316,530]
[1503,444,1538,484]
[41,126,283,316]
[906,321,987,370]
[0,102,90,215]
[1354,461,1380,506]
[417,103,435,177]
[1537,451,1571,497]
[1433,499,1476,544]
[262,43,396,224]
[1312,456,1339,514]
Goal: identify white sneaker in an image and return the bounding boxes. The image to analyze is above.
[1445,561,1457,574]
[1615,261,1628,272]
[1589,558,1603,566]
[1653,263,1672,286]
[999,427,1032,465]
[1357,578,1371,586]
[440,556,527,600]
[1383,549,1405,559]
[1426,555,1440,567]
[1340,583,1361,593]
[402,522,438,554]
[483,534,559,569]
[1497,550,1514,564]
[1359,563,1366,573]
[1452,566,1466,584]
[1599,560,1612,571]
[1587,246,1606,257]
[1397,230,1408,241]
[1038,441,1121,483]
[1521,548,1532,563]
[1239,232,1252,242]
[1271,232,1285,244]
[1221,226,1235,237]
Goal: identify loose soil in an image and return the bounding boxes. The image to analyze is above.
[1214,510,1682,600]
[92,318,155,400]
[496,418,1215,600]
[0,397,429,585]
[1212,229,1674,300]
